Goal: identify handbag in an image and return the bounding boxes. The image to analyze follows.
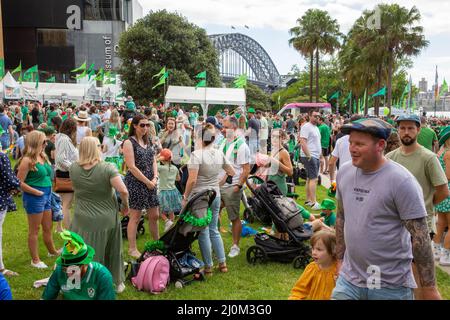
[54,177,73,192]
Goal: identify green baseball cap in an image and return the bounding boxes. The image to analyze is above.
[56,231,95,267]
[247,107,255,114]
[439,126,450,147]
[320,198,336,210]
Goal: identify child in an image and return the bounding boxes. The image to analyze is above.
[157,149,182,232]
[311,198,336,232]
[289,230,337,300]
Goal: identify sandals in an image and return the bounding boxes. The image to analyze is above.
[128,250,141,259]
[218,263,228,273]
[0,269,19,277]
[204,267,213,275]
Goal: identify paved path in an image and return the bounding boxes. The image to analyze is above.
[317,172,450,277]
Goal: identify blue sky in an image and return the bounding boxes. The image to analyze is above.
[139,0,450,90]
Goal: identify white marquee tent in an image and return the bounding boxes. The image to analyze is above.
[164,86,246,115]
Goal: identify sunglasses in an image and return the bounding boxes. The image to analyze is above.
[139,123,151,128]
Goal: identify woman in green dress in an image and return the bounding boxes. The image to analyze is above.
[69,137,129,293]
[266,129,293,196]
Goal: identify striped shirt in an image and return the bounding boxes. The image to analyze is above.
[55,133,79,172]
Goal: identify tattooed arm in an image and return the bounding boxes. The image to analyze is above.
[335,197,345,275]
[403,217,441,300]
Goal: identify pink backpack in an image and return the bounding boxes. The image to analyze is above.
[131,255,170,294]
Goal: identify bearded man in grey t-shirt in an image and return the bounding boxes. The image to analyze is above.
[332,118,441,300]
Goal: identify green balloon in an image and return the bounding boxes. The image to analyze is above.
[383,108,390,116]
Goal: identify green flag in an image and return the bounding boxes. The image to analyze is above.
[371,86,386,98]
[152,71,169,90]
[440,79,448,96]
[104,71,117,85]
[353,99,356,114]
[95,68,105,82]
[153,67,166,79]
[329,91,340,100]
[46,76,56,83]
[322,93,328,101]
[362,89,367,112]
[195,79,207,89]
[343,91,352,105]
[23,65,38,82]
[87,63,96,80]
[233,74,247,88]
[400,81,410,108]
[117,91,124,99]
[71,61,86,73]
[11,61,22,83]
[195,71,207,79]
[0,59,5,79]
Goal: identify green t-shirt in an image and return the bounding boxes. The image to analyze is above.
[21,106,29,121]
[42,262,115,300]
[386,146,447,221]
[24,162,53,187]
[417,127,438,151]
[318,124,331,148]
[273,120,282,129]
[47,110,58,126]
[320,212,336,227]
[157,162,179,190]
[387,118,395,126]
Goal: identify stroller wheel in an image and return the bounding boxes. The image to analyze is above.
[175,280,184,289]
[246,245,267,265]
[243,208,254,223]
[293,255,310,269]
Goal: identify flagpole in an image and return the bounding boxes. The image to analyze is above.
[434,65,438,117]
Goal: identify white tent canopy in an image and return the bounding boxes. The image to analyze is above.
[164,86,246,115]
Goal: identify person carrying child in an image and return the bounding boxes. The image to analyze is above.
[289,230,337,300]
[157,148,182,232]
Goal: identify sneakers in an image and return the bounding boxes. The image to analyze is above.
[228,245,240,258]
[48,249,62,258]
[310,202,321,211]
[116,282,126,293]
[439,248,450,266]
[432,241,442,261]
[304,201,312,206]
[164,220,174,232]
[31,261,48,269]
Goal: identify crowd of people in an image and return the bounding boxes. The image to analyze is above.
[0,97,449,300]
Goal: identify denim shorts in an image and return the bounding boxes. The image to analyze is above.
[331,275,414,300]
[300,157,320,179]
[22,186,52,215]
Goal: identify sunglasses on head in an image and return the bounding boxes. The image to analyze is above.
[139,123,151,128]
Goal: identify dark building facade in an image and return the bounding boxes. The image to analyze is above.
[2,0,142,82]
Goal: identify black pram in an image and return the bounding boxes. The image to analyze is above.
[245,176,313,269]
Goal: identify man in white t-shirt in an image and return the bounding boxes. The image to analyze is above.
[299,109,322,210]
[257,110,269,154]
[219,116,250,258]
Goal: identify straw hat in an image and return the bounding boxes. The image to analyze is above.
[73,110,91,122]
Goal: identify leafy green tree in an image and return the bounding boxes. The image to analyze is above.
[246,83,271,111]
[118,10,221,104]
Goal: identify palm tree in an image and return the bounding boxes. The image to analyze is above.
[289,12,316,102]
[312,10,342,102]
[379,4,428,111]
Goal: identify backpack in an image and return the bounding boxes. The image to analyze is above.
[131,255,170,294]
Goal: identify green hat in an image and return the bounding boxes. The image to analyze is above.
[439,126,450,147]
[247,107,255,114]
[320,198,336,211]
[56,231,95,267]
[125,101,136,111]
[39,127,56,136]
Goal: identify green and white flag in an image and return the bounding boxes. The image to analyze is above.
[233,74,247,88]
[152,70,169,90]
[46,75,56,83]
[95,68,105,82]
[371,86,386,98]
[11,61,22,83]
[87,63,96,80]
[23,65,38,82]
[329,91,340,100]
[195,71,207,79]
[153,67,166,79]
[195,71,207,89]
[71,61,86,73]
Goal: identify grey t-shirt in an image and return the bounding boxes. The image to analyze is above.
[336,160,427,289]
[188,146,232,195]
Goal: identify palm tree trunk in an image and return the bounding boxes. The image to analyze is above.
[309,52,314,102]
[315,49,319,102]
[374,65,382,116]
[387,49,394,113]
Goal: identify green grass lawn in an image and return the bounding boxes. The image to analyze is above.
[3,178,450,300]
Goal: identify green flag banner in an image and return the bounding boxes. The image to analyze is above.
[152,71,169,90]
[153,67,166,79]
[87,63,96,80]
[95,68,105,82]
[329,91,340,100]
[46,76,56,83]
[233,74,247,88]
[343,91,352,105]
[195,79,207,89]
[0,59,4,79]
[371,86,386,98]
[440,79,448,96]
[195,71,207,79]
[71,61,86,73]
[353,99,356,114]
[322,93,328,101]
[11,61,22,83]
[23,65,38,82]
